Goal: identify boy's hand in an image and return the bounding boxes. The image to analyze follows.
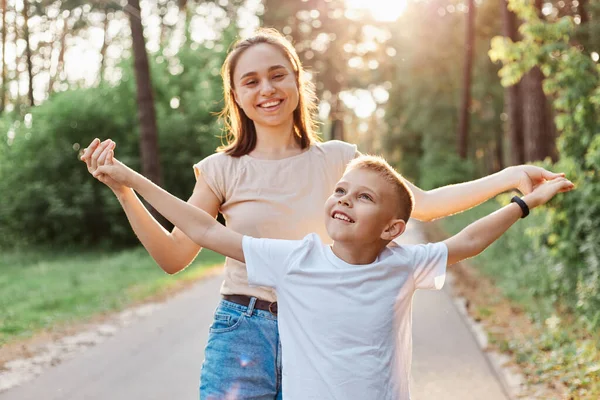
[91,145,136,189]
[522,177,574,209]
[80,138,128,194]
[508,165,565,195]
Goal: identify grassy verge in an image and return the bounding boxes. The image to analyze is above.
[0,247,224,346]
[436,197,600,399]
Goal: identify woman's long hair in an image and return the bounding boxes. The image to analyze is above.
[218,28,320,157]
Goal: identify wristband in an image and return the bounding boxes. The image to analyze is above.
[510,196,530,218]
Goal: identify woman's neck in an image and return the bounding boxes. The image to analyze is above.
[251,120,303,159]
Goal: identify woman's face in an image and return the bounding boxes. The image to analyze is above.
[232,43,300,131]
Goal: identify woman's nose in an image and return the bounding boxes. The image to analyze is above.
[260,80,276,95]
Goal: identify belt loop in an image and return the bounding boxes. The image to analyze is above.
[245,297,257,316]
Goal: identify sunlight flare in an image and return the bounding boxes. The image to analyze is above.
[345,0,407,22]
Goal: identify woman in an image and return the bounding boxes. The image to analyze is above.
[81,28,561,399]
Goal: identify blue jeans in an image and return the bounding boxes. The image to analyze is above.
[200,298,282,400]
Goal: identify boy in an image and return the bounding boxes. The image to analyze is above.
[93,152,573,400]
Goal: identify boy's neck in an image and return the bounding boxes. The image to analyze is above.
[330,240,388,265]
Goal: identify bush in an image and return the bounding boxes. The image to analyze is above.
[489,0,600,327]
[0,42,227,249]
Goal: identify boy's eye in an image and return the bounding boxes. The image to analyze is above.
[273,73,285,79]
[334,187,345,195]
[359,193,373,201]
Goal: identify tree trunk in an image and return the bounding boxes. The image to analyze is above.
[457,0,475,159]
[99,9,109,83]
[579,0,588,24]
[493,130,504,172]
[330,94,344,141]
[0,0,7,114]
[522,67,556,161]
[501,0,525,165]
[127,0,162,186]
[578,0,590,50]
[159,0,168,47]
[48,17,68,93]
[520,0,557,162]
[22,0,34,106]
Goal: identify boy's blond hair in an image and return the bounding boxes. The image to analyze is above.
[345,155,414,221]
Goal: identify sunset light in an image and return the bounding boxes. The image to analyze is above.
[345,0,408,22]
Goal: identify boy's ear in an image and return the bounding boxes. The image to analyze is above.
[381,219,406,241]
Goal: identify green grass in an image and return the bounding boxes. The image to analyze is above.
[440,196,600,398]
[440,195,556,315]
[0,247,224,346]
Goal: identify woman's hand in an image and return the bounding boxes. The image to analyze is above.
[507,165,565,195]
[522,177,575,209]
[80,138,128,195]
[91,145,136,188]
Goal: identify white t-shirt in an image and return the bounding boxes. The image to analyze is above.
[242,233,448,400]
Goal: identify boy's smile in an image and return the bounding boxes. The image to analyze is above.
[331,210,354,223]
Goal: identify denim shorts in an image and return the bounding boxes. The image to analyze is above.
[199,298,282,400]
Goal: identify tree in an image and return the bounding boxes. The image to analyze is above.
[458,0,476,158]
[22,0,34,107]
[501,0,524,165]
[99,8,110,83]
[0,0,6,113]
[127,0,161,187]
[521,65,556,161]
[520,0,557,162]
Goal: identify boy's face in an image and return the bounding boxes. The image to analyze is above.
[324,168,404,245]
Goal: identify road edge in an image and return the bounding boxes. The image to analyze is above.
[420,220,524,400]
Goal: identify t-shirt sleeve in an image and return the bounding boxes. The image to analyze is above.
[242,236,301,289]
[323,140,358,179]
[410,242,448,290]
[193,154,227,203]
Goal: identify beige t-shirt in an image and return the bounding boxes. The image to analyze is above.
[194,140,357,302]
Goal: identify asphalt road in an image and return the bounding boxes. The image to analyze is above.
[0,222,508,400]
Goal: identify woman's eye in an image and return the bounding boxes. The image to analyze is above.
[245,80,257,86]
[334,188,345,195]
[273,74,285,79]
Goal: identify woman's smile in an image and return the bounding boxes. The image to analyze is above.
[257,98,285,113]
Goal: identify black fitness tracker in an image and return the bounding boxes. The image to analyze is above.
[510,196,530,218]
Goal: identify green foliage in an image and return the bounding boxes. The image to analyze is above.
[442,199,600,397]
[418,134,476,190]
[0,42,228,249]
[489,0,600,333]
[384,0,503,186]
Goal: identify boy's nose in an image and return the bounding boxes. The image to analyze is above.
[338,198,351,207]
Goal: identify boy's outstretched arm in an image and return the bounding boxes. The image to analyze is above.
[93,150,245,263]
[443,177,574,266]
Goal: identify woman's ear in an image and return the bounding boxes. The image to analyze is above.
[381,219,407,241]
[232,90,241,106]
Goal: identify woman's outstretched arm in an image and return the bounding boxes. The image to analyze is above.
[91,147,244,263]
[81,139,220,274]
[403,166,564,222]
[353,150,563,222]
